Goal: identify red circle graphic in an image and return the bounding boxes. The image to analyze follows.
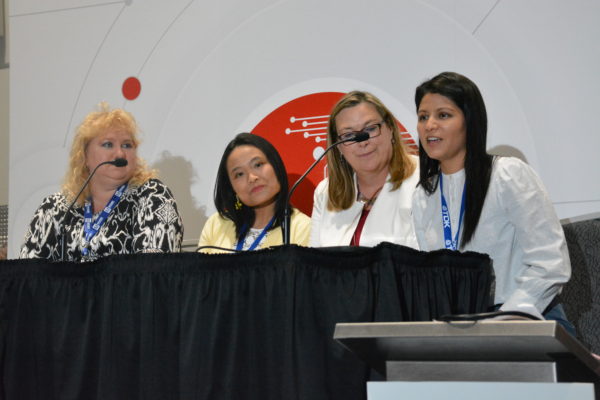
[122,77,141,101]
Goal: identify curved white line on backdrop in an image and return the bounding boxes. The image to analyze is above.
[419,0,500,34]
[62,1,198,147]
[64,4,127,146]
[75,0,287,161]
[125,0,289,157]
[10,0,126,16]
[125,0,195,102]
[415,0,540,167]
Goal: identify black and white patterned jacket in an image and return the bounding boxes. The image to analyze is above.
[20,179,184,262]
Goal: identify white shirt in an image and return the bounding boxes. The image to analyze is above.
[412,157,571,319]
[240,227,269,250]
[310,157,420,248]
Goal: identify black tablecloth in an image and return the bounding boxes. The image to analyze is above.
[0,243,492,400]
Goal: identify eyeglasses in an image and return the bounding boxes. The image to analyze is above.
[338,122,383,146]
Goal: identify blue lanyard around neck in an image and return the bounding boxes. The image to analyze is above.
[439,174,466,251]
[236,216,276,251]
[82,183,128,255]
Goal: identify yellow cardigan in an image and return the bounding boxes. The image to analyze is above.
[197,208,311,254]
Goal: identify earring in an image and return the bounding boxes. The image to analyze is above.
[234,195,242,210]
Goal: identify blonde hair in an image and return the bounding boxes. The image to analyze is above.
[326,91,416,211]
[62,102,157,205]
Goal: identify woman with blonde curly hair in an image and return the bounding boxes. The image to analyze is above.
[20,103,183,262]
[310,91,419,248]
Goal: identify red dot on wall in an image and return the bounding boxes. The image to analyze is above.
[122,77,141,100]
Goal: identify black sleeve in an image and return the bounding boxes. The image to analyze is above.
[19,194,66,260]
[130,179,184,253]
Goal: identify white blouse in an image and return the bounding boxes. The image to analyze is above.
[310,156,420,249]
[412,157,571,319]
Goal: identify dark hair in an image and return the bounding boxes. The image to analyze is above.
[214,132,290,237]
[415,72,493,247]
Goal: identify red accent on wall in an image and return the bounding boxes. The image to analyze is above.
[252,92,343,216]
[122,77,142,101]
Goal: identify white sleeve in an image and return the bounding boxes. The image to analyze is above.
[411,186,429,251]
[309,179,328,247]
[496,159,571,317]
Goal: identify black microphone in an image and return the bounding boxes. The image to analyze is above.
[59,158,128,261]
[112,158,128,167]
[282,131,371,245]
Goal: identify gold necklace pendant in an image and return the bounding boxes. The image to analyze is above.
[357,184,384,208]
[357,192,376,206]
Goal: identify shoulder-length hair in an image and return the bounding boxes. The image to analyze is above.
[62,102,156,206]
[326,91,416,211]
[415,71,493,248]
[214,132,290,237]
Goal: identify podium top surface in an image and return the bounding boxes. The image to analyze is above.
[334,321,600,376]
[335,320,563,339]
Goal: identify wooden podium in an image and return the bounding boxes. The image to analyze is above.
[334,321,600,400]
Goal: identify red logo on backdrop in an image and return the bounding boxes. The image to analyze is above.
[122,77,141,101]
[252,92,418,216]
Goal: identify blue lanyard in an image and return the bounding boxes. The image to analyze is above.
[82,183,128,255]
[439,174,466,251]
[236,216,275,251]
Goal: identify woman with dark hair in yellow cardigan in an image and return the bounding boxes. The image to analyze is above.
[198,133,310,253]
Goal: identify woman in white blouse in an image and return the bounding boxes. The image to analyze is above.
[412,72,573,334]
[310,91,419,248]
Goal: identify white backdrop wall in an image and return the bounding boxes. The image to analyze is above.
[8,0,600,256]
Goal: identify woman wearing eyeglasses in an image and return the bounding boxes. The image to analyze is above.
[309,91,419,248]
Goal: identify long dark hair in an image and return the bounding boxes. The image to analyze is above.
[415,72,493,247]
[214,133,290,237]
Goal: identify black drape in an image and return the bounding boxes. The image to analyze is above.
[0,242,492,400]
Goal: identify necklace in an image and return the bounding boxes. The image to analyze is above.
[357,184,384,209]
[235,216,275,251]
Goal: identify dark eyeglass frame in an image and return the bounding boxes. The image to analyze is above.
[337,122,384,146]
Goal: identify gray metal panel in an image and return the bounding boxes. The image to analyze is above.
[386,361,557,382]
